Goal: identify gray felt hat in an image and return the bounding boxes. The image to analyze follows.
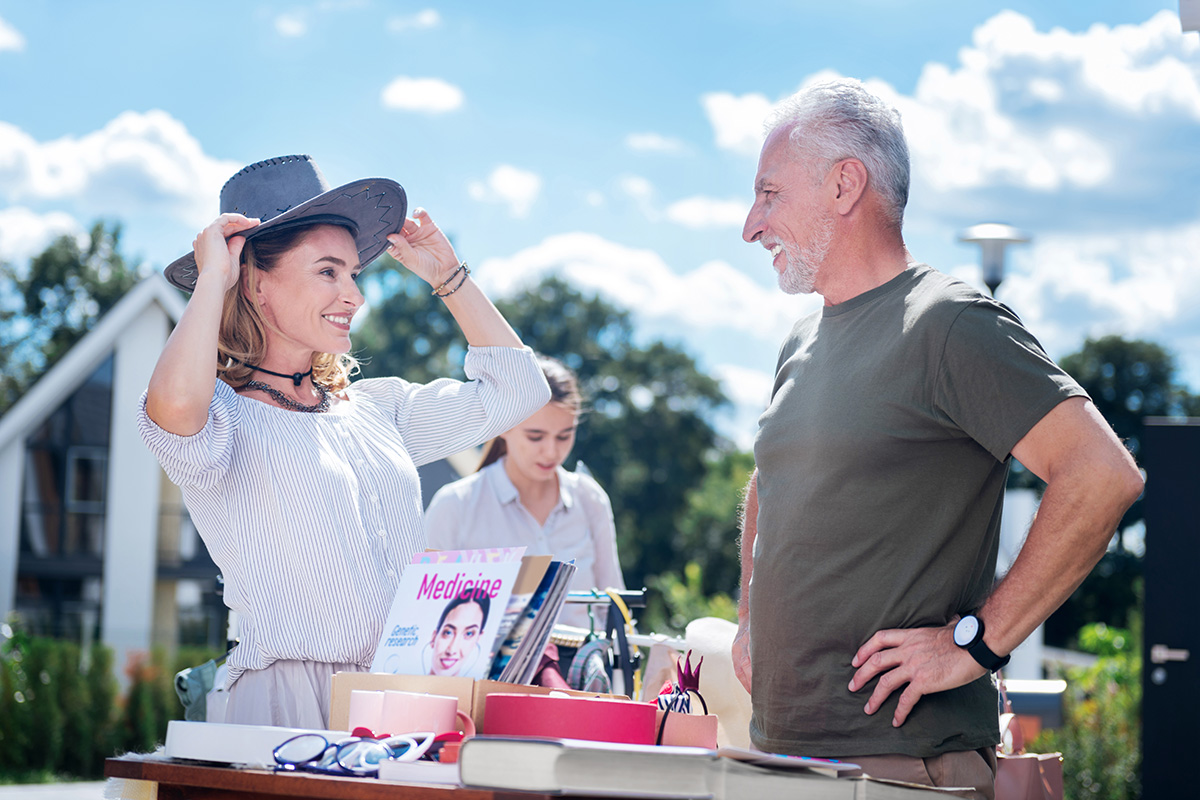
[163,154,407,292]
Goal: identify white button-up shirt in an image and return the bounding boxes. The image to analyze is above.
[424,459,626,629]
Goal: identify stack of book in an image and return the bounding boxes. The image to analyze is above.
[455,736,979,799]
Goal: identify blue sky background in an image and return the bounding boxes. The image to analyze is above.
[1,1,1196,446]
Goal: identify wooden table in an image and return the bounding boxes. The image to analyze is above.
[106,755,573,800]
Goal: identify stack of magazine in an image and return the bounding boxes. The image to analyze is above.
[370,547,577,682]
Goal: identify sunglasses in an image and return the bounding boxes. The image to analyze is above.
[272,731,436,777]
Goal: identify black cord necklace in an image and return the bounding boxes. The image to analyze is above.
[248,363,312,387]
[228,357,312,387]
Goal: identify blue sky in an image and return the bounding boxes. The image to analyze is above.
[1,1,1196,446]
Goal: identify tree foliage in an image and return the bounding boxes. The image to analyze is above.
[1038,336,1200,646]
[0,222,145,415]
[355,265,730,591]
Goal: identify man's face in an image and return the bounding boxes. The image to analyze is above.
[742,126,835,295]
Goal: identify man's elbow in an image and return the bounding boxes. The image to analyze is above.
[1114,459,1145,512]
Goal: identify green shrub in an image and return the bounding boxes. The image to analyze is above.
[644,562,737,637]
[119,647,176,755]
[0,622,36,778]
[0,620,223,783]
[84,642,120,777]
[1031,621,1141,800]
[24,637,65,772]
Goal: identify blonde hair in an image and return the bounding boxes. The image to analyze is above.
[478,355,581,470]
[215,224,359,392]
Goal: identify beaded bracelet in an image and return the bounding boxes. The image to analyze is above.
[431,262,471,297]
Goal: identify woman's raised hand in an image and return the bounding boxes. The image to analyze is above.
[193,213,260,293]
[385,208,460,287]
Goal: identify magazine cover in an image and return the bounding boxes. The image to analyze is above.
[412,547,526,564]
[371,559,522,678]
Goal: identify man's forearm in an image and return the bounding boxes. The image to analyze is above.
[982,398,1143,656]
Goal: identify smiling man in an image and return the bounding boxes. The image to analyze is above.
[731,79,1142,799]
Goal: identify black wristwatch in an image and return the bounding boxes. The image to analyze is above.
[953,614,1010,672]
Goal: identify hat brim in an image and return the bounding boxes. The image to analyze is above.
[163,177,407,292]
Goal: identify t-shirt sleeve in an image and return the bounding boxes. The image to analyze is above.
[934,300,1089,461]
[136,380,242,490]
[387,346,551,467]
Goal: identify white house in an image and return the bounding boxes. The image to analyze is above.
[0,273,200,680]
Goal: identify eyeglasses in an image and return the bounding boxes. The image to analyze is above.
[272,731,436,777]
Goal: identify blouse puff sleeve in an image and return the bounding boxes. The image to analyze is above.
[386,345,550,468]
[136,379,242,491]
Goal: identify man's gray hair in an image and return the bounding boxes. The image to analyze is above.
[766,79,910,229]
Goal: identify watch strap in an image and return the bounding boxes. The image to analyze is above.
[966,637,1010,672]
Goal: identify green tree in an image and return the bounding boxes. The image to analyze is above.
[1044,336,1200,645]
[355,268,730,592]
[353,260,462,384]
[0,221,146,414]
[675,449,755,598]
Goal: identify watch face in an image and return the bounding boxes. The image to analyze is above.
[954,616,979,647]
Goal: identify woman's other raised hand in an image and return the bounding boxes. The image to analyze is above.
[384,208,460,288]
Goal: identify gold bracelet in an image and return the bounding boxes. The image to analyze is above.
[430,262,468,296]
[433,262,471,297]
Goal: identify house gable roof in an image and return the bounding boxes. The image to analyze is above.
[0,273,186,452]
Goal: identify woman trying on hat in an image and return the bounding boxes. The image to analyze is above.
[138,156,550,729]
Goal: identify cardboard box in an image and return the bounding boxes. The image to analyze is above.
[330,672,624,733]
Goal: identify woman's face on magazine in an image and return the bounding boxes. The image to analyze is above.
[430,601,484,676]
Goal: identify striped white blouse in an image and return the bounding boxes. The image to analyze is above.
[137,346,550,687]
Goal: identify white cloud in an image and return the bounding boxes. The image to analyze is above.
[700,91,773,155]
[892,10,1199,199]
[665,196,749,229]
[0,111,239,228]
[474,232,816,342]
[996,221,1200,362]
[702,12,1199,218]
[380,76,464,113]
[617,174,658,219]
[467,165,541,217]
[618,175,653,200]
[388,9,441,32]
[275,14,307,37]
[0,16,23,52]
[0,208,83,264]
[625,132,686,154]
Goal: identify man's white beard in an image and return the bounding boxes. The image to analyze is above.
[778,214,835,295]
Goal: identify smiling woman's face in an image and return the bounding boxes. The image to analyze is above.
[430,601,485,676]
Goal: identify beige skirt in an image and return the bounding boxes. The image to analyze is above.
[225,660,368,729]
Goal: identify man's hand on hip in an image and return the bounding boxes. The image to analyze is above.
[848,622,986,727]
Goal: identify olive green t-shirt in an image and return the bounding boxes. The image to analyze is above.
[750,265,1086,758]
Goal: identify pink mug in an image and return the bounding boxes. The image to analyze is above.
[347,689,385,733]
[380,690,475,738]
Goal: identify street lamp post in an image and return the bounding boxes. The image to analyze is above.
[957,223,1031,297]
